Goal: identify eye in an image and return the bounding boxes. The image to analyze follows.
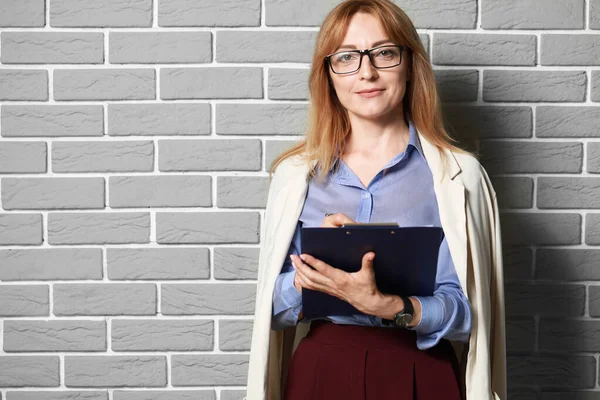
[335,52,358,63]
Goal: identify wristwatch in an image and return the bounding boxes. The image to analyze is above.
[383,296,414,328]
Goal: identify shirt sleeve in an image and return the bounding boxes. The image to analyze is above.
[410,234,472,350]
[271,221,304,331]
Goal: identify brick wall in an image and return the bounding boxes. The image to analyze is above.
[0,0,598,399]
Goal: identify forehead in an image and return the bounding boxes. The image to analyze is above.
[339,12,389,47]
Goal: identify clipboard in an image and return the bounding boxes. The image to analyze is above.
[300,225,444,319]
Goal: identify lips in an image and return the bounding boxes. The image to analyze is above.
[357,89,384,94]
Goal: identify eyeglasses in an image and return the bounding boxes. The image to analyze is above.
[326,44,405,75]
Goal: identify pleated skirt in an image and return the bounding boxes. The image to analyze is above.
[283,320,462,400]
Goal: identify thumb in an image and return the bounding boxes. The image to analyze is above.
[361,252,375,272]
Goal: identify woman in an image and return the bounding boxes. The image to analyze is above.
[246,0,506,399]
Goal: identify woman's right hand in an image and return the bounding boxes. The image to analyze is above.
[293,213,356,293]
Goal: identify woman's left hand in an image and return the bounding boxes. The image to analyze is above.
[290,251,384,316]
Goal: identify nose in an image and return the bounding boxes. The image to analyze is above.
[359,53,377,78]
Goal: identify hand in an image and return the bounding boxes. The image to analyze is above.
[290,251,384,316]
[321,213,355,228]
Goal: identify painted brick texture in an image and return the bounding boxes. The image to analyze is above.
[0,0,598,399]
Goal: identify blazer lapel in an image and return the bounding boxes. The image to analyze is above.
[417,131,468,294]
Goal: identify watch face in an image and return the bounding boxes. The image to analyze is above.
[395,313,413,327]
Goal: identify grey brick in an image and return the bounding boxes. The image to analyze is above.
[221,391,245,400]
[541,34,600,65]
[265,0,476,28]
[162,284,256,315]
[1,32,103,64]
[4,320,106,352]
[110,32,211,64]
[54,69,155,101]
[158,0,259,27]
[540,319,600,352]
[219,320,253,351]
[217,104,308,135]
[503,246,533,280]
[107,248,210,280]
[501,213,581,246]
[0,248,102,281]
[480,141,582,174]
[54,283,156,316]
[483,71,587,102]
[590,286,600,317]
[434,70,478,102]
[159,139,261,171]
[1,178,105,210]
[537,249,600,281]
[490,177,533,209]
[1,105,104,137]
[0,0,44,27]
[0,70,47,100]
[586,214,600,245]
[538,177,600,209]
[505,284,585,316]
[157,212,260,244]
[542,392,600,400]
[214,247,259,280]
[443,105,533,140]
[593,0,600,29]
[110,176,212,208]
[113,391,215,400]
[433,33,536,66]
[482,0,584,29]
[589,143,600,173]
[51,0,152,27]
[0,142,46,173]
[268,68,309,100]
[217,177,269,208]
[161,68,262,99]
[109,104,210,136]
[0,214,42,245]
[265,140,301,171]
[48,213,150,245]
[171,355,248,385]
[594,71,600,102]
[217,31,317,63]
[112,319,213,351]
[6,392,108,400]
[0,356,59,387]
[506,318,535,352]
[0,285,49,316]
[508,355,594,389]
[537,106,600,138]
[52,141,154,173]
[65,356,166,387]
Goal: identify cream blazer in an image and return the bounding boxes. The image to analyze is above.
[245,130,507,400]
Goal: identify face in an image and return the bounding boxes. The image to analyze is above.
[327,12,411,122]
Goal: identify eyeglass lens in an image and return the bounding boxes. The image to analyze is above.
[329,45,403,74]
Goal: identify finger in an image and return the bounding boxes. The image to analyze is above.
[360,252,376,276]
[321,213,356,228]
[300,254,344,281]
[293,254,336,289]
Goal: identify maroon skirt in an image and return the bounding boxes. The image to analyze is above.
[283,320,462,400]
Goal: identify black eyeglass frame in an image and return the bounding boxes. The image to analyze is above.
[325,44,406,75]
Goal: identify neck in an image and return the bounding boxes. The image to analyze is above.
[344,108,410,160]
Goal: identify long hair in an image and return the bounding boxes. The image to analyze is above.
[270,0,473,182]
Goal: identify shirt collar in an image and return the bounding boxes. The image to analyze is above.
[330,119,424,182]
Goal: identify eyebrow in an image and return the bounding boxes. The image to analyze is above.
[336,39,394,50]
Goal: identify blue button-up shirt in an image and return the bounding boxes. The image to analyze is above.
[271,121,472,350]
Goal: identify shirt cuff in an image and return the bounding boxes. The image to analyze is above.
[281,269,303,309]
[409,295,444,335]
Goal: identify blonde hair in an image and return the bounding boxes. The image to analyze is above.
[270,0,473,181]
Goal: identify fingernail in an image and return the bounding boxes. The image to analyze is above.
[300,254,307,261]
